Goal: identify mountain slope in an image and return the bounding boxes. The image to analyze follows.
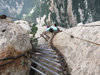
[0,0,100,27]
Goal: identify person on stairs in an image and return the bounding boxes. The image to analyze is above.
[41,24,60,41]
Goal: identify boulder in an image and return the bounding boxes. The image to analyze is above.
[14,20,31,32]
[0,20,32,75]
[52,21,100,75]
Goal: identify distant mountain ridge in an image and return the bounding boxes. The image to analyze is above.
[25,0,100,27]
[0,0,35,18]
[0,0,100,27]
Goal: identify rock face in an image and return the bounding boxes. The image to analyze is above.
[24,0,100,27]
[52,21,100,75]
[14,20,31,32]
[0,20,32,75]
[0,0,100,27]
[35,25,48,44]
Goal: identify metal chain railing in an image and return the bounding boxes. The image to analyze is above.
[62,31,100,46]
[0,53,25,67]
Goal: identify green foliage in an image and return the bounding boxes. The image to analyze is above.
[72,0,100,23]
[30,24,38,46]
[30,24,38,37]
[25,0,51,24]
[30,38,38,46]
[72,0,81,23]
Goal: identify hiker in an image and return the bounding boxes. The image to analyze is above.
[46,24,60,33]
[46,24,61,33]
[40,24,60,41]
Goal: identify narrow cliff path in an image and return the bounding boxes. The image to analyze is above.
[28,44,70,75]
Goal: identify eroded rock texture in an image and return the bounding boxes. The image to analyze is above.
[52,21,100,75]
[0,20,32,75]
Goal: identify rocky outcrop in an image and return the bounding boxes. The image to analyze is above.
[0,20,32,75]
[52,21,100,75]
[14,20,31,32]
[67,0,77,26]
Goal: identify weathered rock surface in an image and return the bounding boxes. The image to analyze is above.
[14,20,31,32]
[52,21,100,75]
[35,25,48,44]
[0,20,32,75]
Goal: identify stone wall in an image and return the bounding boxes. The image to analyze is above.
[52,21,100,75]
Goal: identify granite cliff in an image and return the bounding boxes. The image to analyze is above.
[0,19,32,75]
[52,21,100,75]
